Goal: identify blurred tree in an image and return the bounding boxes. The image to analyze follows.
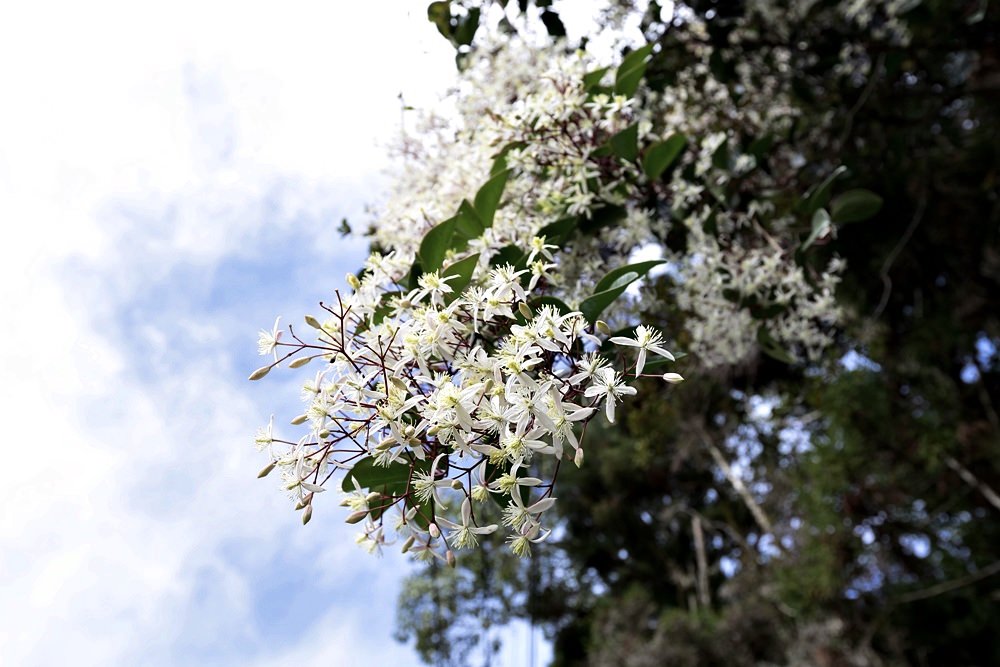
[394,1,1000,665]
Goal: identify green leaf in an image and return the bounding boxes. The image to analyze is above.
[756,326,796,364]
[490,244,527,269]
[441,253,480,303]
[799,166,847,215]
[594,260,666,293]
[582,66,610,91]
[418,217,458,273]
[578,203,627,235]
[474,165,510,228]
[802,208,833,250]
[427,2,452,40]
[642,133,687,180]
[453,7,480,46]
[537,215,578,246]
[609,123,639,162]
[454,199,485,240]
[581,260,666,324]
[406,260,424,291]
[747,134,774,160]
[491,142,525,164]
[540,9,565,37]
[342,457,411,492]
[830,189,883,224]
[711,137,729,169]
[614,43,654,97]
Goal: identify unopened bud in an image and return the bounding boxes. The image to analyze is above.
[428,523,441,538]
[574,447,585,468]
[446,550,456,568]
[405,506,419,521]
[365,492,382,503]
[345,510,368,524]
[346,273,361,290]
[401,535,415,553]
[596,320,611,335]
[290,414,309,425]
[288,356,312,369]
[450,479,464,490]
[518,302,534,320]
[301,505,313,525]
[248,366,271,381]
[304,315,322,329]
[257,461,277,478]
[662,372,684,384]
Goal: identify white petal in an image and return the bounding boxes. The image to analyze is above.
[526,497,556,514]
[609,337,639,347]
[649,345,675,361]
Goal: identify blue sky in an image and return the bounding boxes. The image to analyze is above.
[0,2,550,664]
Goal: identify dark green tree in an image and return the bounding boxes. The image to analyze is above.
[395,2,1000,665]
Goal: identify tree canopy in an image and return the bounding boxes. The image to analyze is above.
[386,2,1000,666]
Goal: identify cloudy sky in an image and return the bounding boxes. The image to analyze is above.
[0,2,549,664]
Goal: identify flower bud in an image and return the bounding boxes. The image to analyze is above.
[446,550,456,568]
[450,479,464,490]
[596,320,611,335]
[574,447,585,468]
[304,315,322,329]
[248,366,271,381]
[366,492,382,503]
[288,356,312,369]
[662,372,684,384]
[428,523,441,538]
[345,510,368,524]
[401,535,415,553]
[301,505,313,525]
[257,462,276,478]
[346,273,361,290]
[518,302,534,320]
[290,414,309,425]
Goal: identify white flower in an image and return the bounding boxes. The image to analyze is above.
[257,316,283,360]
[584,368,637,423]
[437,498,498,549]
[609,324,676,376]
[254,415,275,452]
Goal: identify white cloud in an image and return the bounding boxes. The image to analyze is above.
[0,2,455,665]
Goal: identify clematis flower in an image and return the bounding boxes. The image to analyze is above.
[609,324,676,376]
[584,368,637,423]
[437,498,498,550]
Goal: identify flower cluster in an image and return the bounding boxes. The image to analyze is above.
[252,244,681,561]
[252,0,905,556]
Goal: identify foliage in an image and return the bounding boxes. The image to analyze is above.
[388,1,1000,665]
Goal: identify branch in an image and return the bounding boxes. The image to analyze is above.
[944,455,1000,513]
[873,185,928,318]
[895,560,1000,604]
[692,515,711,610]
[702,433,775,535]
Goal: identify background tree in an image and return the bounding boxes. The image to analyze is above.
[395,2,1000,665]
